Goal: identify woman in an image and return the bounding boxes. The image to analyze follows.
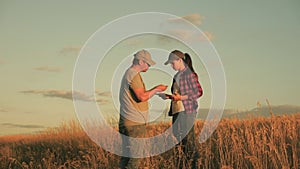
[162,50,203,158]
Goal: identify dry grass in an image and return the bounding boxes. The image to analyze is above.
[0,114,299,169]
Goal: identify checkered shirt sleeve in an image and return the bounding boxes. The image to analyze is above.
[179,71,203,114]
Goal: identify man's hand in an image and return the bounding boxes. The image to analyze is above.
[154,84,168,92]
[131,85,168,102]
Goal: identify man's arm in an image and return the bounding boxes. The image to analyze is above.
[132,85,167,102]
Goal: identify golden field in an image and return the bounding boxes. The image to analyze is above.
[0,113,299,169]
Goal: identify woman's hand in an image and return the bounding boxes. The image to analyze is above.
[171,93,182,101]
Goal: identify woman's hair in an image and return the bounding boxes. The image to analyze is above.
[171,50,195,72]
[183,53,195,73]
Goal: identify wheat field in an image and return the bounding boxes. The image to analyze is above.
[0,113,299,169]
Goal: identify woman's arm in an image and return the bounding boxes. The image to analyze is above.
[187,72,203,100]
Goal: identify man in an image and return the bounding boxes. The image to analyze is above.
[119,49,167,169]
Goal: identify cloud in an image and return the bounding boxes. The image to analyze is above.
[34,66,63,72]
[161,29,214,43]
[23,111,35,114]
[159,13,214,43]
[2,123,46,129]
[95,91,111,97]
[0,107,8,112]
[182,13,204,26]
[20,89,110,103]
[196,31,215,41]
[166,29,194,41]
[168,13,204,26]
[0,59,4,65]
[59,45,82,56]
[95,98,110,104]
[95,91,111,104]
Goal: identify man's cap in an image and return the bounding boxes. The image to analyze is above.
[164,50,185,65]
[134,49,156,66]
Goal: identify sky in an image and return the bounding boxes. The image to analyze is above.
[0,0,300,135]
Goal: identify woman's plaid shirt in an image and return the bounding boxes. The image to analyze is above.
[172,68,203,114]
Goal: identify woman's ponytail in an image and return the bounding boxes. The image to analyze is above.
[184,53,195,72]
